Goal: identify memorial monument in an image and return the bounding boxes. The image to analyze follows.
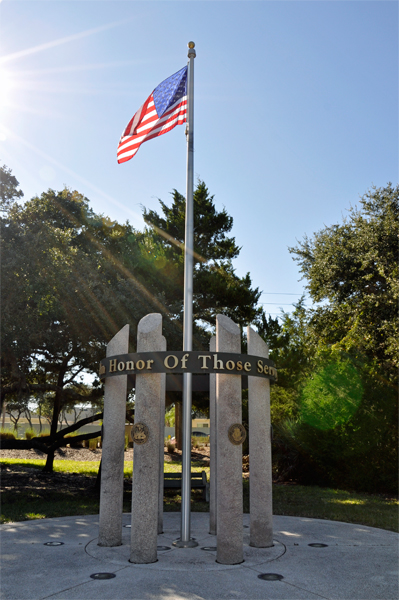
[98,312,276,565]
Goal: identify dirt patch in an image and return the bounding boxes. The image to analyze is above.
[0,444,212,464]
[0,447,105,462]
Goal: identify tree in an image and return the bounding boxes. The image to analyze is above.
[274,184,399,493]
[289,183,398,378]
[1,172,265,468]
[256,298,314,424]
[0,164,23,213]
[1,180,164,469]
[142,181,264,421]
[142,180,263,350]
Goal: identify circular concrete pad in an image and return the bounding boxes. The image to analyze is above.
[86,527,285,571]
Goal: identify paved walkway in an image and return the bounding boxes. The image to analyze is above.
[1,513,398,599]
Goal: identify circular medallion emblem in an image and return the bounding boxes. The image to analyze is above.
[132,422,149,444]
[228,423,247,445]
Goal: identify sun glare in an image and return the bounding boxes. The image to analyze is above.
[0,67,15,112]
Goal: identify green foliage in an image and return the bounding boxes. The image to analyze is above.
[299,360,363,430]
[191,436,209,448]
[0,164,23,213]
[289,183,398,377]
[0,429,17,440]
[269,184,398,494]
[1,168,263,471]
[1,170,175,468]
[166,442,175,453]
[270,386,299,424]
[272,358,398,494]
[142,180,263,348]
[165,405,175,427]
[24,429,36,440]
[258,299,311,425]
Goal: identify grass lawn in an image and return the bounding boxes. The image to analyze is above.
[1,458,397,532]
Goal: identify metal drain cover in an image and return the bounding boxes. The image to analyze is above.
[157,546,171,551]
[201,546,217,551]
[44,541,64,546]
[308,543,328,548]
[258,573,284,581]
[90,573,116,580]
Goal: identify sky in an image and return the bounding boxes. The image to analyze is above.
[0,0,397,322]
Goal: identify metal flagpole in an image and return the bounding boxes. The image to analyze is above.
[174,41,197,548]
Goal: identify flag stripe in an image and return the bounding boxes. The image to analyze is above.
[117,66,188,163]
[117,95,187,163]
[119,96,187,148]
[117,112,186,162]
[117,106,186,161]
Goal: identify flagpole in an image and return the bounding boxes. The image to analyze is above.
[174,41,197,548]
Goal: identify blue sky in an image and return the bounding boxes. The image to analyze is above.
[0,1,397,320]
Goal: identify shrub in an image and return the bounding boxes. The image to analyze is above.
[192,437,200,449]
[64,433,83,448]
[24,429,36,440]
[0,429,17,440]
[89,437,99,450]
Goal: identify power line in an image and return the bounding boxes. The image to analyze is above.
[260,292,304,296]
[260,302,310,306]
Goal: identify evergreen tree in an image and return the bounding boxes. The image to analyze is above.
[142,180,263,349]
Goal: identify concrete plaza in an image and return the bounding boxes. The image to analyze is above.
[1,512,398,599]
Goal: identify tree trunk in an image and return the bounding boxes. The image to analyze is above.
[175,401,182,450]
[25,408,33,429]
[94,424,104,491]
[43,365,66,472]
[43,398,61,472]
[1,401,7,428]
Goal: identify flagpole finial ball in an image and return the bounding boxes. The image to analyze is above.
[187,41,196,58]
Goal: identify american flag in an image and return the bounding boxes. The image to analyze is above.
[117,66,188,164]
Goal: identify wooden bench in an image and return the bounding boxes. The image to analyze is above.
[163,471,209,502]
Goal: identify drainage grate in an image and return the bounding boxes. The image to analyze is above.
[44,542,64,546]
[90,573,116,580]
[201,546,217,551]
[243,525,249,528]
[123,524,131,528]
[308,543,328,548]
[258,573,284,581]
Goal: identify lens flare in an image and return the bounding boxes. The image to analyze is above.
[300,360,363,430]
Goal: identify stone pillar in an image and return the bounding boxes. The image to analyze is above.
[209,335,217,535]
[216,315,243,565]
[158,336,167,534]
[247,326,273,547]
[98,324,129,547]
[130,314,164,564]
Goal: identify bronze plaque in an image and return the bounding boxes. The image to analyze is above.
[228,423,247,445]
[132,422,149,445]
[99,351,277,382]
